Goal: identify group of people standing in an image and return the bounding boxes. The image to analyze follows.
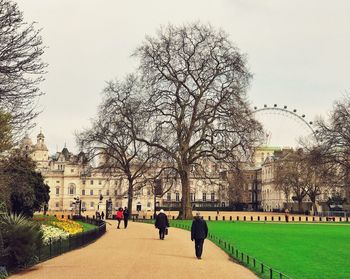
[115,207,129,229]
[155,209,208,260]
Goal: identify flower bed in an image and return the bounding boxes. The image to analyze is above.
[50,219,83,235]
[41,225,69,245]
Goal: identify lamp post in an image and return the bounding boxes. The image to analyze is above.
[154,179,162,219]
[73,196,81,217]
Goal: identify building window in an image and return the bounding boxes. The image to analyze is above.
[175,193,180,202]
[90,202,94,208]
[190,193,195,201]
[90,189,94,196]
[55,187,59,195]
[82,189,85,196]
[202,193,207,202]
[99,180,102,185]
[82,202,86,209]
[90,180,94,185]
[147,202,151,208]
[106,190,109,196]
[211,192,215,202]
[82,179,86,185]
[55,202,59,208]
[167,193,171,201]
[71,169,74,173]
[68,184,75,195]
[147,189,151,196]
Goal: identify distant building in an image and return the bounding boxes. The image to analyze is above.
[21,132,227,213]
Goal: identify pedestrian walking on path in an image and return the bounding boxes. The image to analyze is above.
[116,207,123,229]
[123,207,129,228]
[191,212,208,259]
[155,209,169,240]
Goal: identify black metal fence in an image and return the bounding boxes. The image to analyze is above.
[37,217,106,263]
[4,217,106,273]
[134,219,292,279]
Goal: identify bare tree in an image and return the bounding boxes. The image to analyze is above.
[226,166,249,209]
[303,146,338,214]
[316,94,350,200]
[0,0,46,136]
[274,150,308,213]
[135,23,263,219]
[77,75,160,214]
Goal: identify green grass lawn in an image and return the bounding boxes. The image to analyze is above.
[75,221,98,232]
[170,220,350,279]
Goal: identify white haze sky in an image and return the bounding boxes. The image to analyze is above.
[16,0,350,153]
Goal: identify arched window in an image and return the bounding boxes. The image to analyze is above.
[68,184,76,195]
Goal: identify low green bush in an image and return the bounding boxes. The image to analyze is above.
[0,213,43,269]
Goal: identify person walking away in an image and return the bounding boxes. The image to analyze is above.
[116,207,123,229]
[123,207,129,228]
[101,211,105,220]
[155,209,169,240]
[191,212,208,259]
[285,208,289,223]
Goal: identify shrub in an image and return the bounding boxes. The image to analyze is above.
[0,213,43,268]
[0,231,7,278]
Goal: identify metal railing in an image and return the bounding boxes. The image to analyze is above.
[4,217,106,273]
[133,218,292,279]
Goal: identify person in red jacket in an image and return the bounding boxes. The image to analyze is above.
[116,207,124,229]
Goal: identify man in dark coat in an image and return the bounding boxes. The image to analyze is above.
[123,207,130,228]
[191,212,208,259]
[155,209,169,240]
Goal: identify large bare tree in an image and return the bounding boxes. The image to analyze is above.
[0,0,46,136]
[135,23,262,219]
[77,75,161,214]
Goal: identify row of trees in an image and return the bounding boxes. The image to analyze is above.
[78,23,263,219]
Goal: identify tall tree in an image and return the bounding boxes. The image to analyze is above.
[77,75,161,214]
[135,23,262,219]
[0,0,46,136]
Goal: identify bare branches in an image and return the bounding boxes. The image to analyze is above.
[316,94,350,197]
[0,0,46,137]
[135,23,263,218]
[77,75,158,213]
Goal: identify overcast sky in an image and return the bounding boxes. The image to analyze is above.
[16,0,350,153]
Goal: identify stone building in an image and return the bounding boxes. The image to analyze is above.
[22,132,227,214]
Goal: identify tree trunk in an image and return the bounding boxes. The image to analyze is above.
[179,166,192,219]
[297,199,303,213]
[127,179,133,215]
[310,196,318,215]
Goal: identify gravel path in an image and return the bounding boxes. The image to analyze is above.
[10,221,257,279]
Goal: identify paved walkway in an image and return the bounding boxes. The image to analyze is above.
[11,221,257,279]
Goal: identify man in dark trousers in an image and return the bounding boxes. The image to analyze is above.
[191,212,208,259]
[123,207,130,228]
[155,209,169,240]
